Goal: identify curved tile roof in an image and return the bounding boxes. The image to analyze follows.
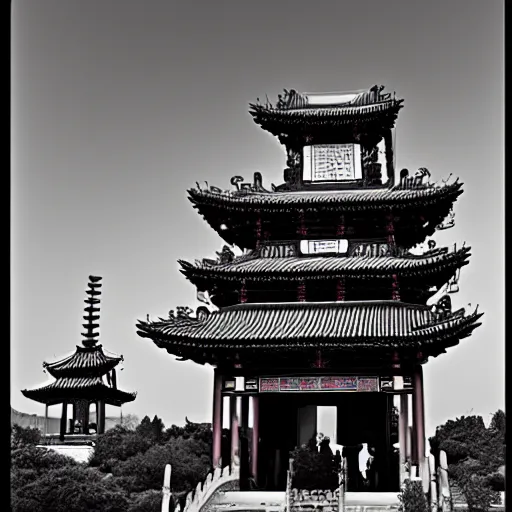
[43,345,122,378]
[21,377,136,406]
[136,301,482,350]
[188,181,463,211]
[179,246,470,282]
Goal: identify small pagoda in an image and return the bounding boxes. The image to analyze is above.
[22,276,136,440]
[137,86,482,493]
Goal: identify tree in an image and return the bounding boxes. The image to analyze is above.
[136,416,154,439]
[112,436,211,494]
[151,415,165,444]
[489,409,505,437]
[89,425,153,470]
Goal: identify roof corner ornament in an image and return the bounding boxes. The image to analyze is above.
[432,295,452,320]
[216,245,235,264]
[399,167,430,189]
[447,268,461,294]
[82,275,102,348]
[436,209,455,231]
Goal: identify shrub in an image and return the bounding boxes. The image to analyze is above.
[459,475,501,512]
[11,465,129,512]
[11,445,78,472]
[397,479,429,512]
[128,490,170,512]
[11,424,41,448]
[484,471,505,492]
[291,445,338,490]
[89,425,153,468]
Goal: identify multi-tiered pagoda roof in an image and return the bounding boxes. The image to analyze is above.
[22,276,136,407]
[136,85,482,371]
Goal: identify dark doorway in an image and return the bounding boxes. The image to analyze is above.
[257,392,398,492]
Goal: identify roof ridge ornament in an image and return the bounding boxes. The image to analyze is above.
[82,275,102,348]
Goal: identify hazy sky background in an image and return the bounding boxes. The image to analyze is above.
[11,0,504,437]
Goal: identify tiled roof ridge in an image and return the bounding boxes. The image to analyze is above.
[187,180,463,208]
[21,376,137,405]
[179,244,470,277]
[43,344,123,378]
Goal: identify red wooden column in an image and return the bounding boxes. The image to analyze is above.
[212,370,223,467]
[230,396,239,465]
[297,280,306,302]
[239,280,247,304]
[251,396,260,481]
[240,395,250,489]
[336,278,346,301]
[412,364,426,466]
[297,209,307,237]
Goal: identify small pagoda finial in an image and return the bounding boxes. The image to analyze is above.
[82,275,102,347]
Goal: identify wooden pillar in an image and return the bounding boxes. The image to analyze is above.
[240,396,250,489]
[97,400,105,434]
[251,396,260,481]
[336,278,345,301]
[239,280,247,304]
[399,394,409,484]
[212,371,223,468]
[44,404,48,443]
[60,401,68,438]
[297,209,307,236]
[70,402,77,433]
[336,215,345,236]
[297,280,306,302]
[412,365,425,466]
[230,396,239,465]
[83,402,90,434]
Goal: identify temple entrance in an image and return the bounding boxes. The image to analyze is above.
[257,392,398,492]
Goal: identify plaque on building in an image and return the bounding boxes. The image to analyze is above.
[300,239,349,255]
[259,376,379,393]
[303,144,362,182]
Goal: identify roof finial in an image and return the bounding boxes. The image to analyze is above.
[82,275,102,347]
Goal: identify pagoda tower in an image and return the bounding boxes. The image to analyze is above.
[22,276,136,441]
[137,86,482,492]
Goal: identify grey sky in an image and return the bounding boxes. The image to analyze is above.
[11,0,504,437]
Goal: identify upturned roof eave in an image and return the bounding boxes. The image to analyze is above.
[21,382,136,406]
[136,301,482,350]
[44,345,123,378]
[178,247,471,284]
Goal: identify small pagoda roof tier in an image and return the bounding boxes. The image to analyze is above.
[43,345,123,378]
[136,301,482,366]
[180,244,469,286]
[188,180,463,249]
[249,86,403,143]
[21,377,136,407]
